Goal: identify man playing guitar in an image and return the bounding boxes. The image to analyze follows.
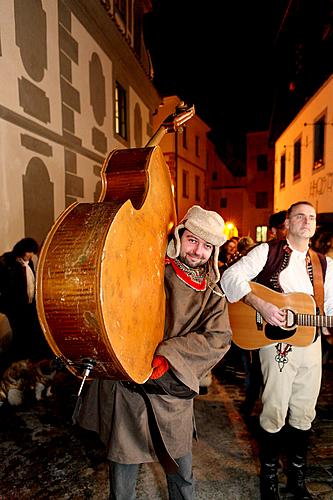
[221,201,333,500]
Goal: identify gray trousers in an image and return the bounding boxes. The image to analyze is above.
[109,453,194,500]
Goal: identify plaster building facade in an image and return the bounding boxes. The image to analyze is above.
[0,0,279,251]
[274,73,333,225]
[0,0,160,254]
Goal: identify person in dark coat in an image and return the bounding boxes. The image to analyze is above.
[268,210,287,241]
[77,205,232,500]
[0,237,51,364]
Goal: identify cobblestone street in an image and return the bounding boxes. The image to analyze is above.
[0,357,332,499]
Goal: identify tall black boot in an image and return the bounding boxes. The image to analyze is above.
[259,427,281,500]
[286,426,313,500]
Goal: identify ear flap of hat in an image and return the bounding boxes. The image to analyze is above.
[211,246,221,283]
[166,223,185,258]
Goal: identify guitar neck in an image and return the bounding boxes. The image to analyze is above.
[297,314,333,328]
[145,127,168,148]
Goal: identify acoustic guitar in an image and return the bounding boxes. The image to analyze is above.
[228,282,333,350]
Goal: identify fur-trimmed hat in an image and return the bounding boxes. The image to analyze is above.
[167,205,226,282]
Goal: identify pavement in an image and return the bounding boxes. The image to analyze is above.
[0,352,333,500]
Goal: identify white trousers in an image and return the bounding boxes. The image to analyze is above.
[259,336,322,433]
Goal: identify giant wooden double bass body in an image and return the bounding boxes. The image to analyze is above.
[36,146,175,383]
[36,105,194,384]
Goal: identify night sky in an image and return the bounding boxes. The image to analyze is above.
[144,1,285,164]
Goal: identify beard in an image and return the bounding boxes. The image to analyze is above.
[179,253,207,269]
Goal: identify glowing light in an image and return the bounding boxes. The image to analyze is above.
[224,221,238,239]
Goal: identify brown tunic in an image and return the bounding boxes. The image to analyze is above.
[77,262,232,464]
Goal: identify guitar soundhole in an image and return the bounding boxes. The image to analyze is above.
[265,324,296,341]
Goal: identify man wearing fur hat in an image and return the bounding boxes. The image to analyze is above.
[77,205,232,499]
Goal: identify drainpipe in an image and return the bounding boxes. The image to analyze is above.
[175,130,179,216]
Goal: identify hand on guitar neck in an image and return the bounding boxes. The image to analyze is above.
[243,290,286,327]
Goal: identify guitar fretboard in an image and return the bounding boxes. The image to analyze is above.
[297,314,333,328]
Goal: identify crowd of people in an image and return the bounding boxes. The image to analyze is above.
[1,202,333,500]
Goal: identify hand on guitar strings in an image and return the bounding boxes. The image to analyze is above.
[149,355,169,380]
[244,291,286,327]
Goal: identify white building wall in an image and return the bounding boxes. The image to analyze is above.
[274,74,333,215]
[0,0,158,253]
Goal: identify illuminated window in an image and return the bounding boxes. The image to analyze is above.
[115,81,127,139]
[256,225,268,242]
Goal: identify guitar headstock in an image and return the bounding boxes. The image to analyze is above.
[162,102,195,133]
[145,102,195,148]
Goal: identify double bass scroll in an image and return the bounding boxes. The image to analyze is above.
[36,104,195,384]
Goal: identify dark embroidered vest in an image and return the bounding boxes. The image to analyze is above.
[254,239,327,292]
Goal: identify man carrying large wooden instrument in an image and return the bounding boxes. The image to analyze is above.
[221,201,333,500]
[77,205,232,499]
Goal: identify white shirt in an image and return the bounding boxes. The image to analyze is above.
[17,258,35,303]
[220,241,333,316]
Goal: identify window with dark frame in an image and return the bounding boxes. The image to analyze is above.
[115,81,127,140]
[182,170,189,198]
[182,126,187,149]
[255,191,268,209]
[195,135,199,157]
[114,0,126,18]
[313,116,325,169]
[257,154,268,171]
[127,0,133,33]
[220,197,227,208]
[280,152,286,188]
[195,175,201,201]
[293,138,301,180]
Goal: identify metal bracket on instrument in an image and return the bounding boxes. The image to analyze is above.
[77,358,96,397]
[71,358,96,425]
[256,311,263,331]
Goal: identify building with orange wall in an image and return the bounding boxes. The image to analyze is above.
[153,96,210,221]
[206,131,274,241]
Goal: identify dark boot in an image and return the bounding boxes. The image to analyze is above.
[259,427,281,500]
[286,426,313,500]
